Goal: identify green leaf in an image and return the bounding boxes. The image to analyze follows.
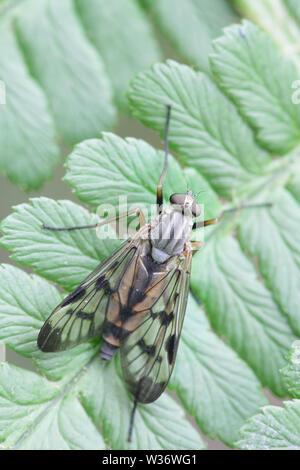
[78,357,205,450]
[0,362,58,449]
[170,296,267,446]
[18,390,106,451]
[238,188,300,335]
[236,400,300,450]
[64,133,185,211]
[191,235,295,396]
[0,362,105,450]
[0,197,120,292]
[34,342,99,382]
[0,264,62,357]
[232,0,300,70]
[16,0,116,145]
[75,0,161,110]
[128,60,271,197]
[284,0,300,21]
[0,0,168,189]
[210,20,300,154]
[281,340,300,398]
[0,19,59,189]
[287,168,300,203]
[0,1,11,13]
[232,340,300,449]
[64,132,220,218]
[143,0,237,73]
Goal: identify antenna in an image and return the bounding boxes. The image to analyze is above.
[157,103,172,213]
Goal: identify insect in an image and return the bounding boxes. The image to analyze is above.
[38,104,271,442]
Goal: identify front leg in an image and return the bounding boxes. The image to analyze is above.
[42,207,146,232]
[191,241,202,255]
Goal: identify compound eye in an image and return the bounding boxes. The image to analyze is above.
[192,202,201,217]
[170,194,186,206]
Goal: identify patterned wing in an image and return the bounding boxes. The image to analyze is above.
[37,239,135,352]
[120,250,192,404]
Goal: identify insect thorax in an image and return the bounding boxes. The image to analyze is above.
[150,207,193,263]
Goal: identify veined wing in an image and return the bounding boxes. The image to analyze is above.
[120,250,192,403]
[37,238,135,352]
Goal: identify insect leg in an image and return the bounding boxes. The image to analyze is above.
[42,222,100,231]
[157,104,172,214]
[192,218,218,230]
[192,202,272,230]
[128,397,138,443]
[42,207,146,231]
[191,241,202,251]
